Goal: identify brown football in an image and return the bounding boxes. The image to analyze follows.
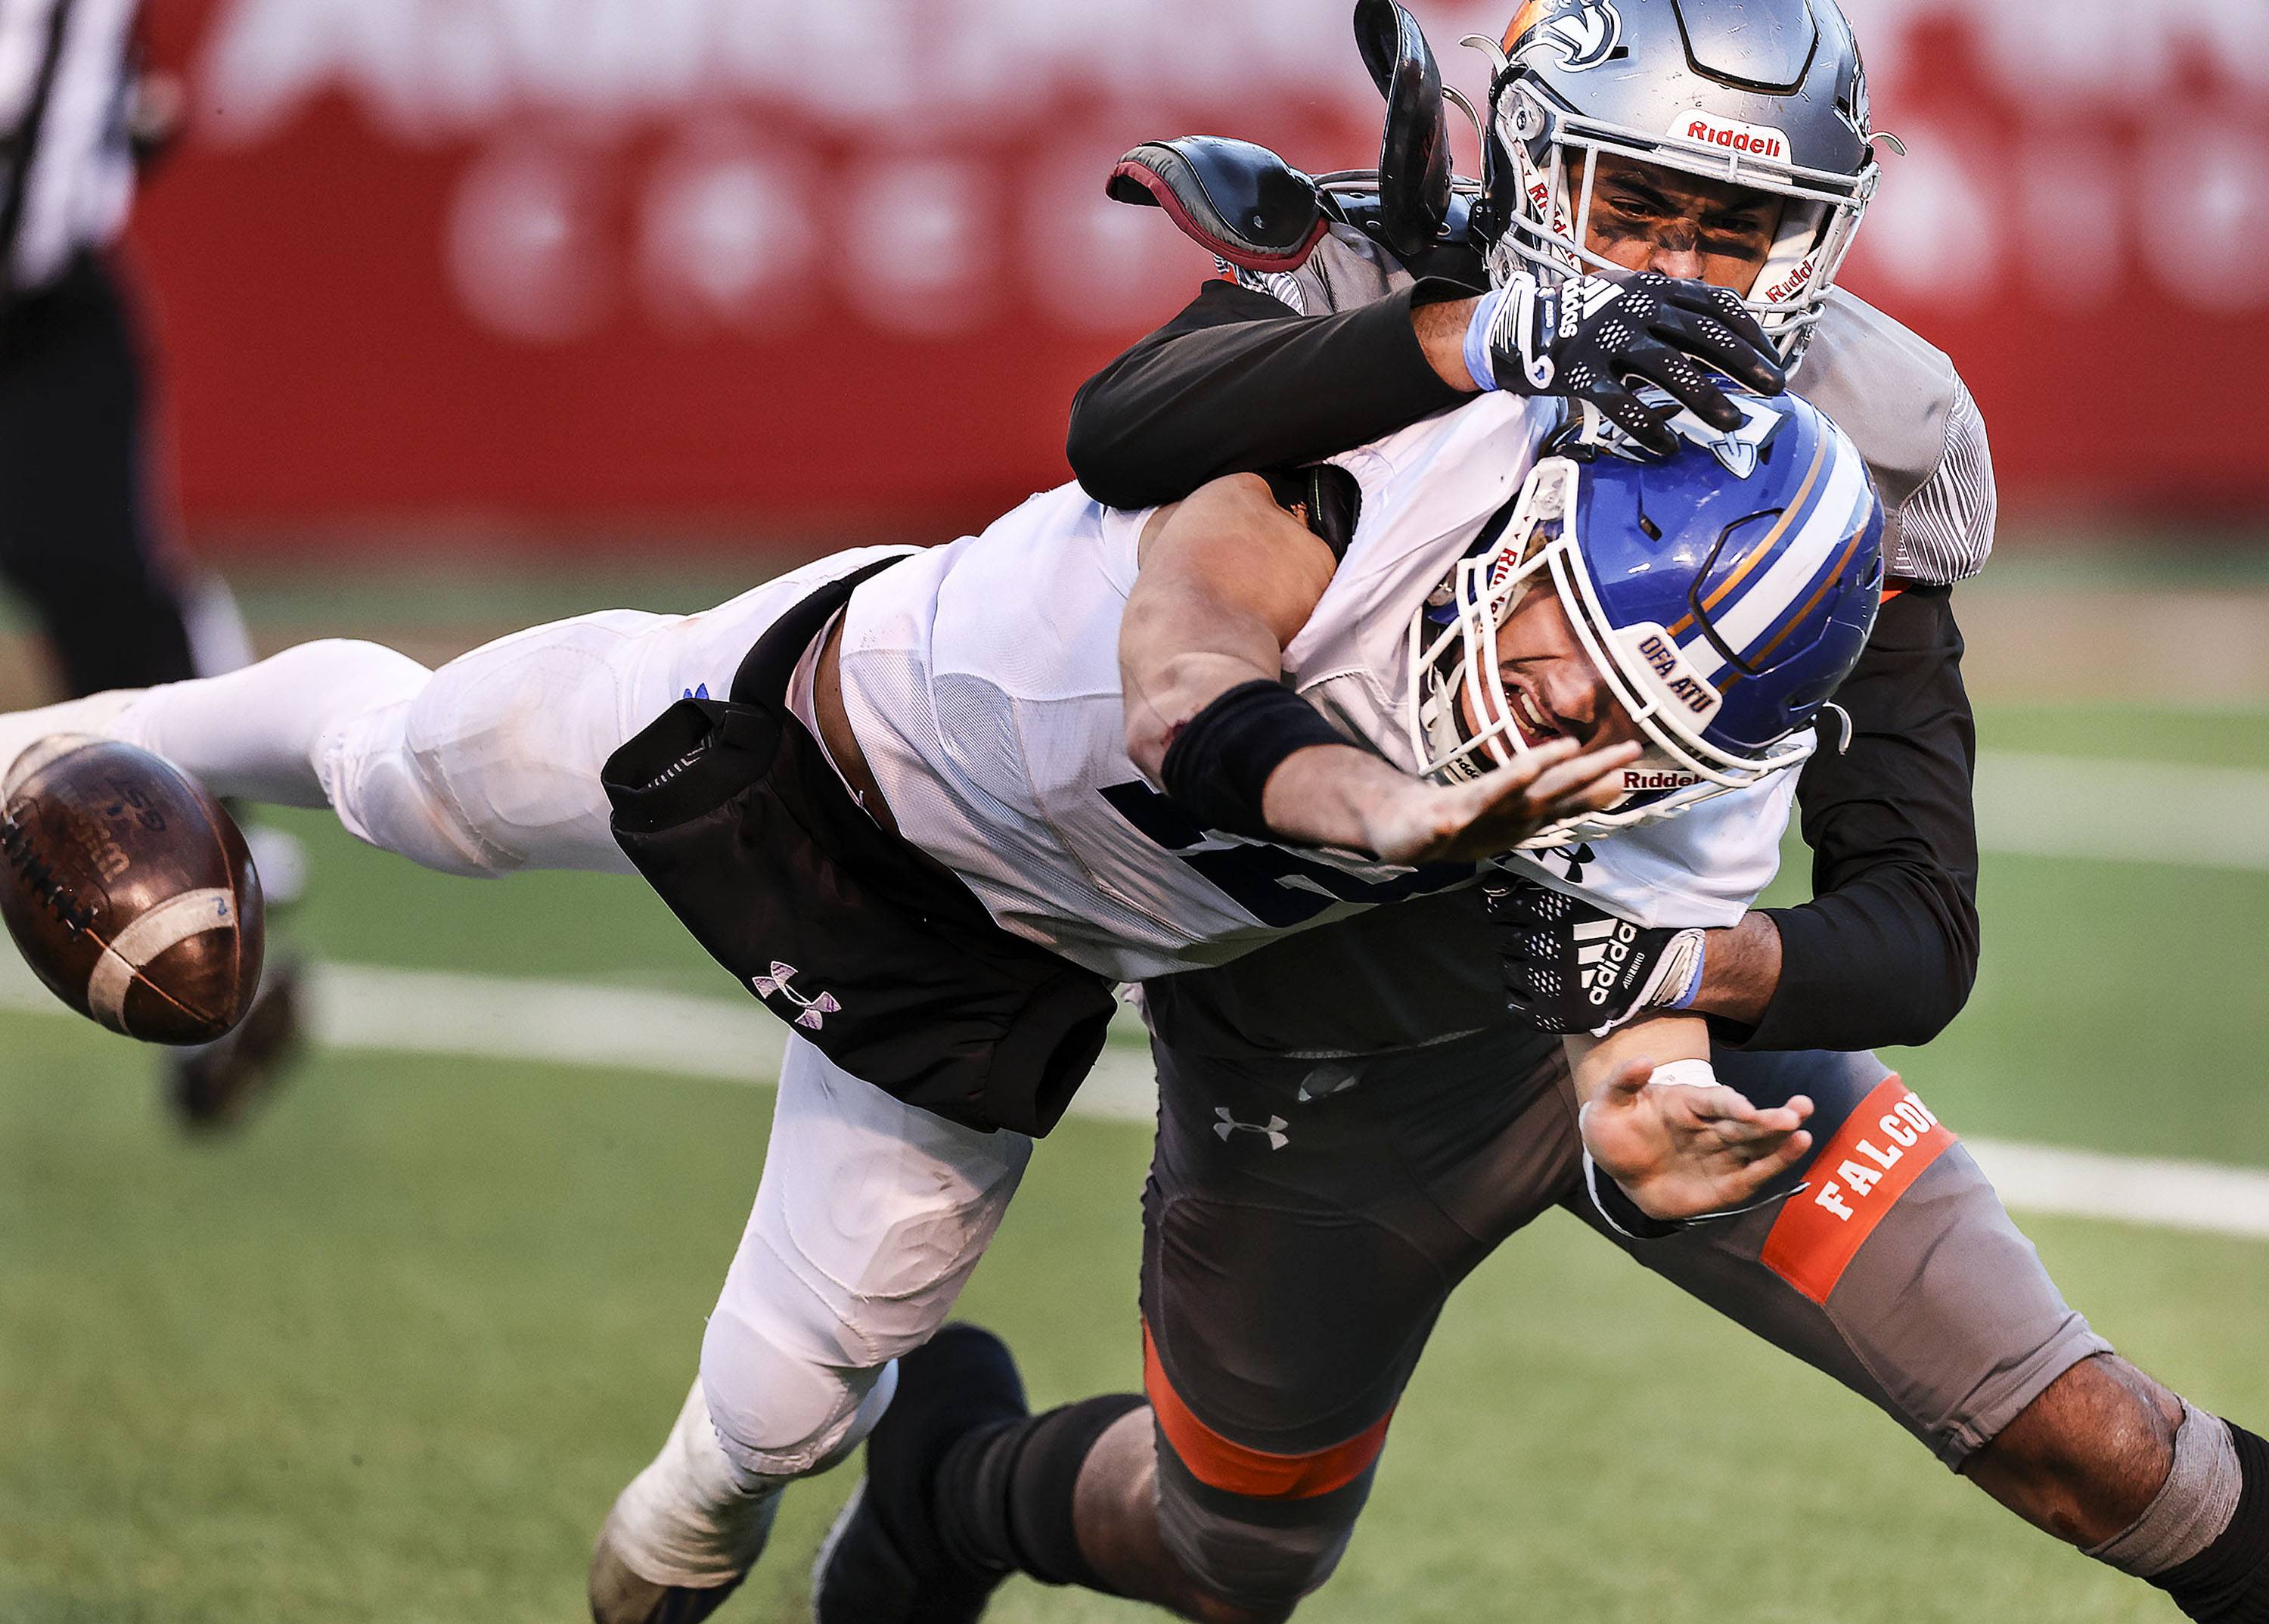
[0,735,264,1045]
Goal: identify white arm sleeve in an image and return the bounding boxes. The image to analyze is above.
[1887,377,1997,585]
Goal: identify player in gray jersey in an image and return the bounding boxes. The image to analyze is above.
[805,2,2269,1622]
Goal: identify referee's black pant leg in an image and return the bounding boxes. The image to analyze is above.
[1577,1046,2112,1470]
[0,253,196,697]
[1140,1024,1566,1610]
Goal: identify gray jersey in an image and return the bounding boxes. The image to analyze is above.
[1150,248,1997,1057]
[1795,288,1997,587]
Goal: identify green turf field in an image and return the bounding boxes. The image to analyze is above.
[4,699,2267,1622]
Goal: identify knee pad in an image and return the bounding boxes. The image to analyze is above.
[400,614,650,872]
[286,638,511,877]
[698,1300,899,1489]
[324,698,514,877]
[323,618,649,877]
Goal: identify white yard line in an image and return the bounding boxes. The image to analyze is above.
[0,954,1167,1119]
[5,953,2267,1239]
[1974,752,2269,871]
[303,961,790,1085]
[1964,1140,2269,1241]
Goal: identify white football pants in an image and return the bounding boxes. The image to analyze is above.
[0,546,1032,1584]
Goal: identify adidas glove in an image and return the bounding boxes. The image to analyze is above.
[1483,873,1707,1036]
[1461,269,1785,457]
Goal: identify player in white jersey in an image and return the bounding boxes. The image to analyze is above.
[0,376,1880,1619]
[842,391,1825,983]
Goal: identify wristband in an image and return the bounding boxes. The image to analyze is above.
[1158,680,1346,842]
[1647,1057,1718,1089]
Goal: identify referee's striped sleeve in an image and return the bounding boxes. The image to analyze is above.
[1887,377,1996,585]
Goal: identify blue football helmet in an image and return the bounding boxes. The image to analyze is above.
[1407,386,1885,845]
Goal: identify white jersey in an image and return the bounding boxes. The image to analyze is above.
[837,394,1794,982]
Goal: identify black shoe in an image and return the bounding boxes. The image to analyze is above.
[811,1324,1029,1624]
[164,957,305,1132]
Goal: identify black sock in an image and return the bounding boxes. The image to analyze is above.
[930,1393,1145,1591]
[2156,1422,2269,1622]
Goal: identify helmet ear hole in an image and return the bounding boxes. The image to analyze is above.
[1687,509,1786,677]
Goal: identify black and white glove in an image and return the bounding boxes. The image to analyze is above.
[1461,270,1785,456]
[1482,874,1707,1036]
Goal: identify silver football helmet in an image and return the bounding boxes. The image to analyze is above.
[1467,0,1889,367]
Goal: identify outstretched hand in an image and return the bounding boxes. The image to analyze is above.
[1358,736,1640,865]
[1578,1053,1814,1222]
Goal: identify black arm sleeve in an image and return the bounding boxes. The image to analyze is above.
[1065,278,1470,509]
[1734,587,1982,1052]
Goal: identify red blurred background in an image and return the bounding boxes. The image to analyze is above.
[133,0,2269,554]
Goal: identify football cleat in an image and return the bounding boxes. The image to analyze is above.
[811,1324,1028,1624]
[164,955,305,1132]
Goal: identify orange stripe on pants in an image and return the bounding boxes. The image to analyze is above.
[1142,1323,1392,1500]
[1760,1074,1957,1306]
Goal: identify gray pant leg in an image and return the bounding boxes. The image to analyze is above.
[1584,1047,2111,1467]
[1142,1031,2110,1613]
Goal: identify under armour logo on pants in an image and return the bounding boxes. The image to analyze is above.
[752,961,841,1030]
[1214,1107,1290,1150]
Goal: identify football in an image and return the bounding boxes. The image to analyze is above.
[0,734,264,1045]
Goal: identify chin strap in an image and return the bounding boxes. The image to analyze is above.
[1820,702,1854,755]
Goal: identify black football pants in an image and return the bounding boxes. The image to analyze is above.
[0,251,196,697]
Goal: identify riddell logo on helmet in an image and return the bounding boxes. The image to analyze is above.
[1762,256,1817,306]
[1622,768,1699,791]
[1673,113,1788,163]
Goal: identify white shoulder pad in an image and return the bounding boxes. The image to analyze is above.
[1797,290,1996,585]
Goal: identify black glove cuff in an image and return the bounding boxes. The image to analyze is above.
[1159,680,1346,842]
